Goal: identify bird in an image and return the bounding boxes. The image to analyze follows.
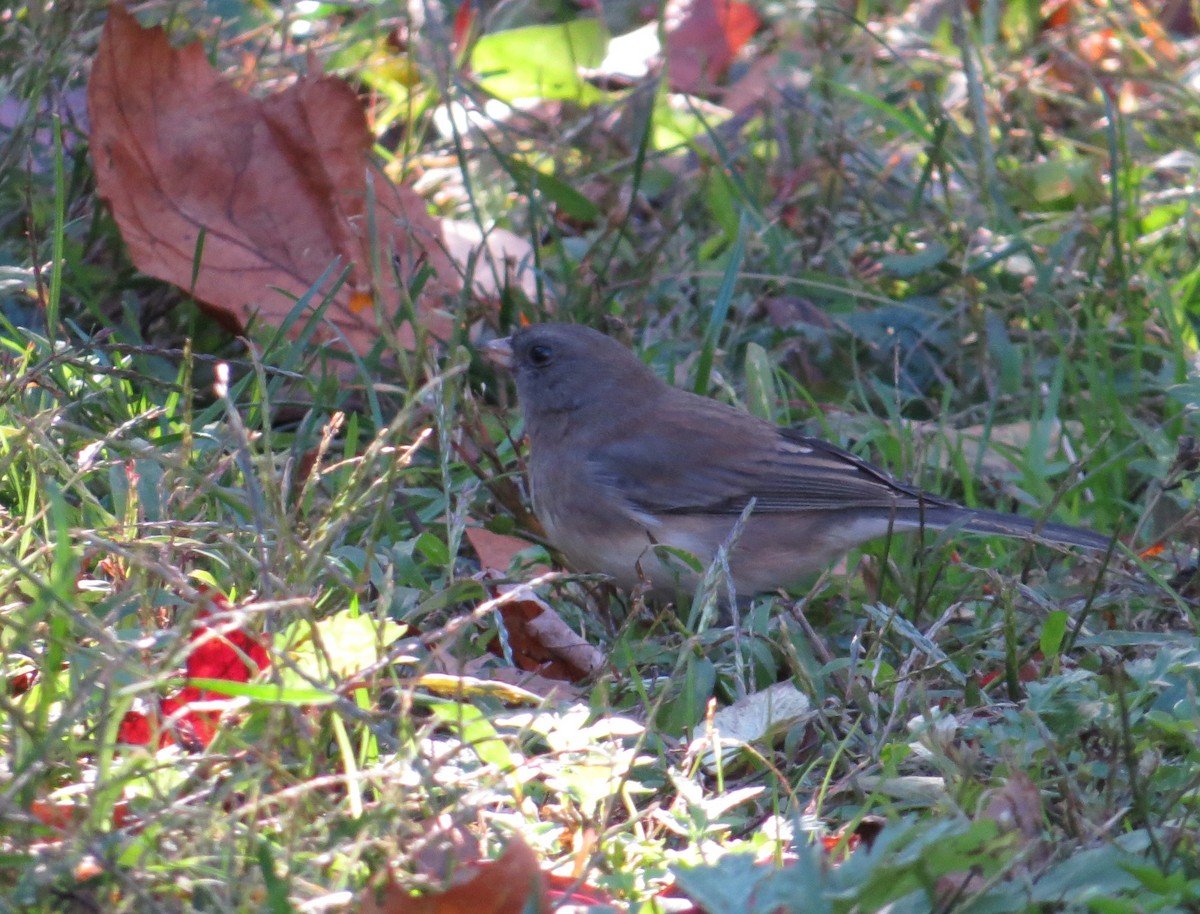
[484,322,1110,599]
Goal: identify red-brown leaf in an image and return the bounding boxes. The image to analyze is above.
[360,835,547,914]
[489,592,604,683]
[665,0,760,92]
[88,6,460,355]
[465,526,534,576]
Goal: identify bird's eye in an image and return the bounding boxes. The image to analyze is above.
[528,343,553,367]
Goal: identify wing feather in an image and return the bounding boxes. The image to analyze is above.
[586,394,949,516]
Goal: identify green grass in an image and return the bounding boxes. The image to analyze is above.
[2,0,1200,911]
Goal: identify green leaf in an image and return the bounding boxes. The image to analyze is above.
[256,838,298,914]
[693,212,746,394]
[753,846,830,914]
[1089,899,1139,914]
[504,157,600,222]
[820,79,936,143]
[704,166,740,241]
[881,242,948,278]
[672,852,763,914]
[743,342,776,421]
[650,89,723,149]
[428,701,515,771]
[1029,843,1142,903]
[1040,610,1069,658]
[188,678,336,705]
[681,656,717,731]
[276,611,408,684]
[471,19,609,104]
[416,530,450,565]
[1007,156,1104,209]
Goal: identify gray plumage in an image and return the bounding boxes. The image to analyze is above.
[487,323,1109,597]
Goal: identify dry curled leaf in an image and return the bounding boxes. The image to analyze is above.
[489,588,604,683]
[88,6,460,355]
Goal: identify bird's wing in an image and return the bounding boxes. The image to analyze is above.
[705,429,950,513]
[588,401,950,517]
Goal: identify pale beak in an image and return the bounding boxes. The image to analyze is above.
[482,336,514,369]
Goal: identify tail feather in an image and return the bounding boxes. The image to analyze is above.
[896,505,1111,551]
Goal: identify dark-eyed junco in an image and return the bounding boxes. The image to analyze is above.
[485,323,1109,598]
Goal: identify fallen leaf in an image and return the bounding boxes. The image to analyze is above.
[1157,0,1199,33]
[821,815,886,860]
[88,7,460,357]
[116,707,154,746]
[6,663,38,696]
[465,526,539,575]
[441,220,538,303]
[852,774,948,803]
[978,655,1042,689]
[589,0,760,96]
[488,589,604,683]
[30,783,135,833]
[664,0,760,92]
[693,681,811,772]
[360,835,547,914]
[936,771,1048,902]
[277,611,407,685]
[595,23,660,82]
[415,671,563,705]
[981,771,1044,844]
[469,19,609,104]
[1140,541,1167,559]
[717,49,782,115]
[409,816,481,885]
[118,588,269,750]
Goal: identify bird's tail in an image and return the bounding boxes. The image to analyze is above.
[895,505,1112,551]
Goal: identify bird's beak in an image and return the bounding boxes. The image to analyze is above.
[482,336,514,369]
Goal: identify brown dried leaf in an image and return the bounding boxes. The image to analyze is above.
[465,526,541,576]
[489,589,604,683]
[937,771,1048,902]
[981,771,1045,845]
[664,0,760,92]
[360,835,547,914]
[441,220,537,303]
[88,7,460,355]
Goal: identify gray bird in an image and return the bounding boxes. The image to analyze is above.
[485,323,1109,598]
